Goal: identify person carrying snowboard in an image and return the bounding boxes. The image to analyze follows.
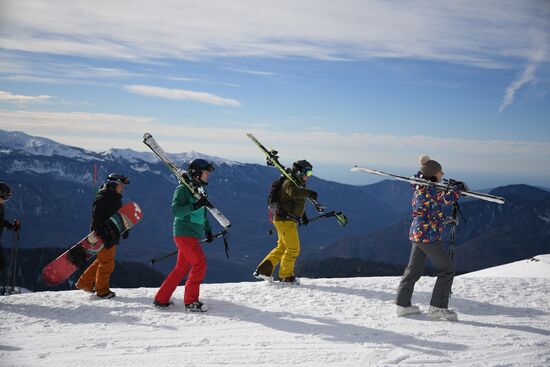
[76,174,130,299]
[153,159,214,312]
[253,160,317,285]
[0,182,20,273]
[395,155,465,321]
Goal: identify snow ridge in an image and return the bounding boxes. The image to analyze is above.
[0,129,94,160]
[1,129,239,167]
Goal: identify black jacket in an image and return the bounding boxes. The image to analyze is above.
[0,203,14,241]
[91,185,122,246]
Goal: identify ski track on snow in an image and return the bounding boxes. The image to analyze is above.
[1,276,549,366]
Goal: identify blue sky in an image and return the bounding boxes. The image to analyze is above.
[1,1,549,188]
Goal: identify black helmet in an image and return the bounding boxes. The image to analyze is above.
[292,160,313,178]
[106,173,130,185]
[188,158,214,178]
[0,182,12,200]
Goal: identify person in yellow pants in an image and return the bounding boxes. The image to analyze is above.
[254,160,318,284]
[76,173,130,299]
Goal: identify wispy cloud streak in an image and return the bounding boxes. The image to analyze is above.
[0,90,51,102]
[124,85,241,107]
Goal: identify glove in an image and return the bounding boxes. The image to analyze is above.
[300,213,309,226]
[192,196,209,211]
[101,221,120,248]
[307,190,318,201]
[443,216,457,225]
[449,179,468,191]
[205,231,214,243]
[122,229,129,240]
[6,219,21,232]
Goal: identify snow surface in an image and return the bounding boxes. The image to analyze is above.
[461,254,550,278]
[1,273,549,366]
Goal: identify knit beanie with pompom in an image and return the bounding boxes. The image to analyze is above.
[418,154,442,179]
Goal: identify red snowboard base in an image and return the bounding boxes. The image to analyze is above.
[41,201,142,286]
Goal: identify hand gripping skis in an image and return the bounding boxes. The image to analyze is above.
[143,133,231,229]
[247,133,348,226]
[351,166,505,204]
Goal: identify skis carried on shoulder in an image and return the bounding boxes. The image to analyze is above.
[246,133,327,213]
[143,133,231,228]
[351,165,505,204]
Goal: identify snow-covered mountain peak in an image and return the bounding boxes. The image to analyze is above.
[0,129,241,166]
[102,148,158,163]
[168,150,240,167]
[0,129,94,160]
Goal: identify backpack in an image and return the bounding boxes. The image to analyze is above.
[267,176,286,222]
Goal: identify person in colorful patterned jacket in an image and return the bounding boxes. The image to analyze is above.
[395,155,465,321]
[153,158,214,312]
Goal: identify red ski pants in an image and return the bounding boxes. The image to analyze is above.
[154,236,206,305]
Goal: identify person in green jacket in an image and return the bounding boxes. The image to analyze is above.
[254,160,317,284]
[153,159,214,312]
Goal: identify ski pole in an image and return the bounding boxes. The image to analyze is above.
[267,211,348,236]
[7,228,20,295]
[150,230,229,265]
[308,211,348,227]
[11,229,19,294]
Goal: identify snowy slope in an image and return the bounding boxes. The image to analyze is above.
[1,275,549,366]
[461,254,550,278]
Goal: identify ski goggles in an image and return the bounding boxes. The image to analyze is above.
[304,169,313,177]
[107,174,130,184]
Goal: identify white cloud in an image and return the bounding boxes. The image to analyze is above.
[124,85,241,107]
[1,109,548,179]
[227,68,280,77]
[1,1,547,68]
[2,1,549,111]
[499,64,537,112]
[499,41,547,112]
[0,90,51,103]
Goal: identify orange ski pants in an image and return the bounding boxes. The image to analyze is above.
[76,245,117,296]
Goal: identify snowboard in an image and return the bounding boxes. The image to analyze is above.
[41,201,143,286]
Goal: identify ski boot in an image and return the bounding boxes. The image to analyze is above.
[185,300,207,312]
[396,304,421,317]
[428,306,458,321]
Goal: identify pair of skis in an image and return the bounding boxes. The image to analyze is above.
[246,133,348,227]
[143,133,231,229]
[350,166,505,204]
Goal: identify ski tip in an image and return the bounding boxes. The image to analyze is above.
[143,132,152,141]
[350,166,361,172]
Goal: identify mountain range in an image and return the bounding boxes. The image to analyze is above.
[1,129,548,283]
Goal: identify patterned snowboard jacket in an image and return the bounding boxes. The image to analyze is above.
[409,173,460,243]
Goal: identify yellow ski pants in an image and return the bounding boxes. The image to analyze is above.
[259,220,300,279]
